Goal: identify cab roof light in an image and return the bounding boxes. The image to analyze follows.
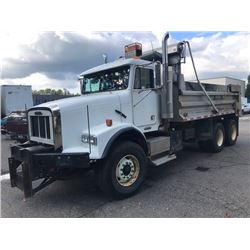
[124,43,142,59]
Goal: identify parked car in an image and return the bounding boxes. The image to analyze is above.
[242,103,250,114]
[1,111,28,142]
[1,116,8,134]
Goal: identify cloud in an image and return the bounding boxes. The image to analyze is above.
[1,72,80,94]
[1,31,249,93]
[1,31,158,80]
[181,32,250,80]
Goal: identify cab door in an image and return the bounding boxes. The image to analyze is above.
[132,67,160,131]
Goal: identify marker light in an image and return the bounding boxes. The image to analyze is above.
[106,119,113,127]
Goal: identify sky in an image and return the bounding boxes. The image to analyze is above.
[0,31,249,94]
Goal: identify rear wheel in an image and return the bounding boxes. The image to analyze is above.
[208,122,225,153]
[224,119,238,146]
[96,141,148,199]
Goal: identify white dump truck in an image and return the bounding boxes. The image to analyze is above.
[9,33,241,199]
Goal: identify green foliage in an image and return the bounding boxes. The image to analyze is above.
[245,84,250,98]
[32,88,79,96]
[55,89,64,95]
[245,75,250,98]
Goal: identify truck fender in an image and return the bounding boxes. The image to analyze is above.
[101,127,149,159]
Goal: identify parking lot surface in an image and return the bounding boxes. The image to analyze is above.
[1,115,250,218]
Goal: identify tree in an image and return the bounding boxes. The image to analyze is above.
[44,88,52,94]
[245,74,250,99]
[38,89,45,95]
[33,88,78,96]
[55,89,64,95]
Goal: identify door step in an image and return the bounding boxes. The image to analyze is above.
[152,154,176,166]
[147,136,170,156]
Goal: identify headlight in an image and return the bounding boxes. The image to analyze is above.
[81,134,97,145]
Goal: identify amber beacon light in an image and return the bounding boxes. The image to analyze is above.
[124,43,142,59]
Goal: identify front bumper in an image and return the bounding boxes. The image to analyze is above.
[8,142,90,198]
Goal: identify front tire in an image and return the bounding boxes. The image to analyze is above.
[96,141,148,199]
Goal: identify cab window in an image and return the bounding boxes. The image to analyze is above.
[134,68,154,89]
[81,66,130,94]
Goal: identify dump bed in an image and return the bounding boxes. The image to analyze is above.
[141,42,241,123]
[173,81,241,122]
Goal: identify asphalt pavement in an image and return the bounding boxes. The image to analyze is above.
[1,115,250,217]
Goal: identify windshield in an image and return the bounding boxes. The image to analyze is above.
[81,66,130,94]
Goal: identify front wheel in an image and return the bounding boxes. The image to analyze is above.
[96,141,148,199]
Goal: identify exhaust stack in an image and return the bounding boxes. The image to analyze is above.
[161,32,173,119]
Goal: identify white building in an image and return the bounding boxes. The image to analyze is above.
[200,77,245,97]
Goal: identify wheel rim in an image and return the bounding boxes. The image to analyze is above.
[216,128,224,147]
[116,154,140,187]
[231,124,237,141]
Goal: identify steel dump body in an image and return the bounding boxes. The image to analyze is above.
[173,81,240,122]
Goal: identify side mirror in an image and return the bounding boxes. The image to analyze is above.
[78,77,84,93]
[154,62,161,88]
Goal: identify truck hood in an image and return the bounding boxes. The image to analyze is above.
[32,91,123,153]
[34,91,121,111]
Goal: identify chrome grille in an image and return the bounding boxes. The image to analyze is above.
[28,108,60,147]
[30,115,51,139]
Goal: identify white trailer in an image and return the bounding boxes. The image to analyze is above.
[8,33,241,199]
[1,85,33,117]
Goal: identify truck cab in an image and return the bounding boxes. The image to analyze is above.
[79,58,161,132]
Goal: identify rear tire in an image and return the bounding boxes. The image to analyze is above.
[96,141,148,199]
[208,122,225,153]
[224,119,238,146]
